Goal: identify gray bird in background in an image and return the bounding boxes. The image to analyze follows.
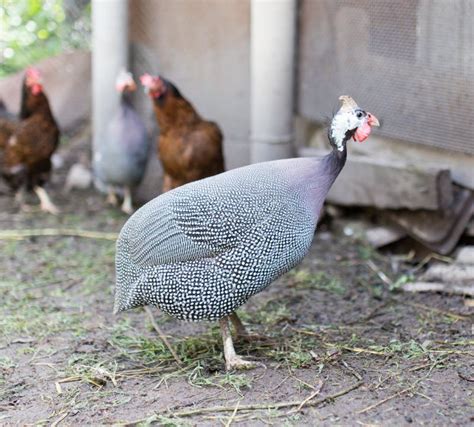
[94,70,150,214]
[114,96,379,370]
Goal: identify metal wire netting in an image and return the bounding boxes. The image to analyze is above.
[298,0,474,155]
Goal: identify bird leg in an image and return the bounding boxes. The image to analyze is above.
[230,312,270,343]
[106,187,118,206]
[14,186,26,208]
[162,174,176,193]
[219,316,255,371]
[121,186,134,215]
[230,312,249,337]
[34,186,60,215]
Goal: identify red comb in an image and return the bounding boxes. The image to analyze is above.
[26,67,41,80]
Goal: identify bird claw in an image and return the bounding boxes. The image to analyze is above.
[106,192,119,206]
[34,186,60,215]
[225,355,256,371]
[40,201,60,215]
[121,202,134,215]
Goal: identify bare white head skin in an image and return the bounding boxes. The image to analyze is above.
[115,70,137,92]
[330,96,380,152]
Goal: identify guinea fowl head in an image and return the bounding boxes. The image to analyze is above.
[329,96,379,152]
[115,70,137,93]
[140,73,167,99]
[24,67,43,96]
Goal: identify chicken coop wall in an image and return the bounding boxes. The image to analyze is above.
[128,0,251,168]
[297,0,474,192]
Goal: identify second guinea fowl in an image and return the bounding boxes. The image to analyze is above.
[94,71,150,214]
[114,96,379,370]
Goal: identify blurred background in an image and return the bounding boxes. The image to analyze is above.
[0,0,473,253]
[1,3,473,423]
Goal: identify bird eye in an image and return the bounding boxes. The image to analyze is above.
[356,111,364,119]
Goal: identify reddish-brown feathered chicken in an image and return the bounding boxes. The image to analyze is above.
[140,74,225,192]
[0,68,60,214]
[0,97,21,153]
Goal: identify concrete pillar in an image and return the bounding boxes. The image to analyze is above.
[250,0,297,163]
[92,0,128,152]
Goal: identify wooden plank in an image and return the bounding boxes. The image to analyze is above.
[298,147,453,211]
[384,188,474,254]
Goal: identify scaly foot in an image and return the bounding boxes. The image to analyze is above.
[225,354,256,371]
[34,186,60,215]
[106,190,118,206]
[220,315,258,371]
[121,186,134,215]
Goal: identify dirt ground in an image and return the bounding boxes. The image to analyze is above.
[0,130,473,426]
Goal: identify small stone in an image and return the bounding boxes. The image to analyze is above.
[456,246,474,264]
[64,163,93,192]
[365,225,406,248]
[51,153,65,170]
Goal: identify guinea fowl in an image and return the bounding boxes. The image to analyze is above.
[94,71,150,214]
[114,96,379,370]
[1,68,60,214]
[140,73,225,193]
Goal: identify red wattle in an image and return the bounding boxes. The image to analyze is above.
[354,121,371,143]
[31,84,42,95]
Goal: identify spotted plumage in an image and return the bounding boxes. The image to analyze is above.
[115,158,318,320]
[114,96,379,370]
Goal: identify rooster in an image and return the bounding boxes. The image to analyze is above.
[0,68,60,214]
[140,74,225,192]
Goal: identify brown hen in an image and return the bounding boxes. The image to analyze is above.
[140,74,225,193]
[1,68,60,214]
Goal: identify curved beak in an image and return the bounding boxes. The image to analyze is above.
[367,113,380,127]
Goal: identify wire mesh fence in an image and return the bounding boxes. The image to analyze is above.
[1,0,473,156]
[298,0,474,155]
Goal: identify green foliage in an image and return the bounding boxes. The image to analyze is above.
[0,0,90,77]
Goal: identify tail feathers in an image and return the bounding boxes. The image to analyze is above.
[114,271,146,314]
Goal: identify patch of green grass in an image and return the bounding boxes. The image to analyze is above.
[291,269,346,295]
[109,320,223,368]
[218,371,252,394]
[186,364,253,396]
[150,415,191,427]
[109,326,172,364]
[390,274,414,292]
[357,244,377,260]
[359,339,427,359]
[0,356,16,370]
[266,334,318,368]
[0,236,114,344]
[65,354,118,387]
[252,301,293,326]
[1,240,22,257]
